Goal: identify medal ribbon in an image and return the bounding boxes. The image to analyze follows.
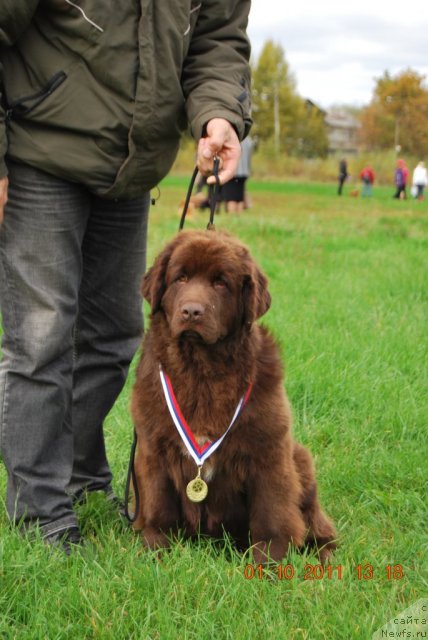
[159,366,252,468]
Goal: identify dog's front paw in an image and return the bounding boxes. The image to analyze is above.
[315,538,338,565]
[141,527,171,550]
[252,541,272,565]
[251,538,292,565]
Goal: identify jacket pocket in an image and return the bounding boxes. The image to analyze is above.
[6,71,67,120]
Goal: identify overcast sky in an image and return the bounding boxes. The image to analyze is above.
[247,0,428,109]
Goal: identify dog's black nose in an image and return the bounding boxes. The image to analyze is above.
[181,302,204,321]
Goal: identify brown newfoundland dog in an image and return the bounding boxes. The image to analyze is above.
[131,230,336,564]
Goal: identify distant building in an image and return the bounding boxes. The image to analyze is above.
[325,110,360,155]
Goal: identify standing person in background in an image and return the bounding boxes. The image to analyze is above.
[412,161,427,199]
[221,135,254,213]
[393,159,408,199]
[402,160,410,194]
[337,158,348,196]
[0,1,251,553]
[359,165,375,197]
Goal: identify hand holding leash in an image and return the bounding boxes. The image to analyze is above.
[197,118,241,185]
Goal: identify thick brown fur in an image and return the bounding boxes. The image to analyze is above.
[131,230,336,564]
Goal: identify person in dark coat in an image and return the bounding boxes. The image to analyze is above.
[338,158,348,195]
[0,0,252,552]
[393,159,408,199]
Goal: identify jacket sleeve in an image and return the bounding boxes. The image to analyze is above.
[0,0,39,178]
[181,1,252,141]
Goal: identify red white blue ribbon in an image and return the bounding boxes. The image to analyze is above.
[159,366,252,468]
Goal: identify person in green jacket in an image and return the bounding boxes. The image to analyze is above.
[0,1,252,552]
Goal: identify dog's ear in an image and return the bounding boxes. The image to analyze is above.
[142,241,177,313]
[242,263,271,326]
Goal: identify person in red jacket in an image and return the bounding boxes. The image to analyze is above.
[360,165,375,197]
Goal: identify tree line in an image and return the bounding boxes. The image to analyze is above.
[252,40,428,158]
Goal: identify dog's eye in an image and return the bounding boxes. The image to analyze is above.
[213,277,228,290]
[175,274,188,284]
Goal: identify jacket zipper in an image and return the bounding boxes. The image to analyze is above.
[6,71,67,121]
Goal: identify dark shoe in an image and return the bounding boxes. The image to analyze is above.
[72,485,126,522]
[71,484,123,509]
[104,487,125,513]
[44,526,84,556]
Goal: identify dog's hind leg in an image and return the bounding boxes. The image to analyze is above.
[248,464,307,564]
[293,443,337,563]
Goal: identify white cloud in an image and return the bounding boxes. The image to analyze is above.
[248,1,428,108]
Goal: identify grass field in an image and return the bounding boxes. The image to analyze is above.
[0,179,427,639]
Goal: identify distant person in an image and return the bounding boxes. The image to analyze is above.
[412,161,427,199]
[222,136,254,213]
[403,160,410,192]
[359,165,375,197]
[393,159,408,199]
[337,158,348,195]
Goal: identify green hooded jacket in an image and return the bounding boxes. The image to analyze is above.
[0,0,251,198]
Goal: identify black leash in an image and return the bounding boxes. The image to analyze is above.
[123,158,221,524]
[178,166,198,231]
[123,430,139,523]
[179,157,221,231]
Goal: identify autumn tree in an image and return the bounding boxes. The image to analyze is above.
[293,100,329,158]
[359,69,428,156]
[252,40,328,157]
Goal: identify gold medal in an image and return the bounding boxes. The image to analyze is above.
[160,368,252,505]
[186,467,208,502]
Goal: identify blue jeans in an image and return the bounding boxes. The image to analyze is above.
[0,161,149,538]
[361,181,372,197]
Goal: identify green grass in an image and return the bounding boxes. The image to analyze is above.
[1,180,427,639]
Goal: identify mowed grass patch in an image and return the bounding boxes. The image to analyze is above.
[0,180,427,639]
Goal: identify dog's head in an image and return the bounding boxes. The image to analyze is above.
[142,231,271,345]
